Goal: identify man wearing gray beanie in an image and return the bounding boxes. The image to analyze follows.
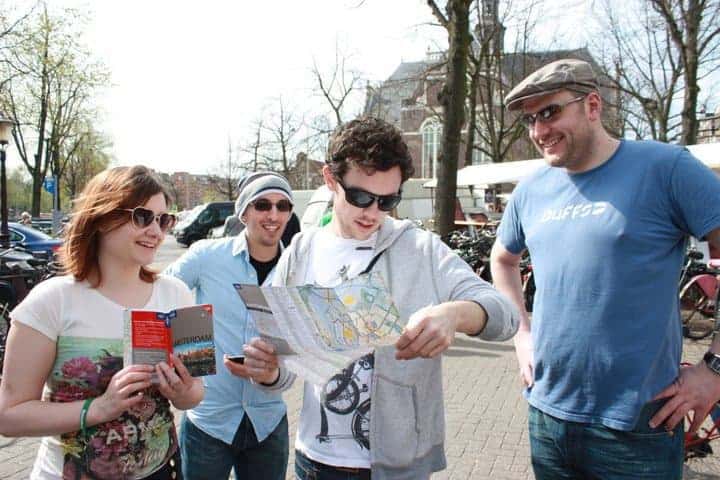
[166,170,294,480]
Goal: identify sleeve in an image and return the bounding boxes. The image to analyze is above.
[9,277,65,342]
[496,192,526,255]
[431,234,520,341]
[163,241,204,291]
[669,148,720,240]
[158,275,195,308]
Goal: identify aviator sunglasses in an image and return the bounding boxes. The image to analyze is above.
[336,177,402,212]
[121,207,177,233]
[521,95,586,128]
[250,198,293,213]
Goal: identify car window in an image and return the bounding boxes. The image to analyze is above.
[197,209,215,225]
[9,230,23,242]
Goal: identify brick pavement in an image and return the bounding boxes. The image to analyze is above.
[3,335,720,479]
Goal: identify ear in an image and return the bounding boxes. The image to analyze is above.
[323,165,339,193]
[585,92,603,122]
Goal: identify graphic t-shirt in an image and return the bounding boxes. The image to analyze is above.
[296,228,376,468]
[10,275,194,480]
[498,140,720,429]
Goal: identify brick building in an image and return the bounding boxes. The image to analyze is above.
[363,0,616,179]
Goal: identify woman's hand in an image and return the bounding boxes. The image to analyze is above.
[155,355,204,409]
[89,364,154,425]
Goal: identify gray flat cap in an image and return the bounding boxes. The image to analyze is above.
[504,59,598,111]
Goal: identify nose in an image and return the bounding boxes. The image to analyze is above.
[530,119,551,139]
[266,206,280,221]
[147,217,163,237]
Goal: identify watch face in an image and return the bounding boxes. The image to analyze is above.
[705,353,720,375]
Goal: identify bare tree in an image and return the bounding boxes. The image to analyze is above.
[592,0,683,142]
[312,42,364,127]
[465,0,539,167]
[239,118,270,173]
[261,96,302,177]
[427,0,473,236]
[207,137,242,200]
[649,0,720,144]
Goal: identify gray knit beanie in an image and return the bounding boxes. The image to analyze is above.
[235,171,293,217]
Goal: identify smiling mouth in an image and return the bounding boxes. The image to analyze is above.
[137,241,156,249]
[262,224,281,232]
[540,136,562,149]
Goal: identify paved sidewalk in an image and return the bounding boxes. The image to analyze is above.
[2,335,720,479]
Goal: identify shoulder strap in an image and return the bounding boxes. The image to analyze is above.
[361,250,385,275]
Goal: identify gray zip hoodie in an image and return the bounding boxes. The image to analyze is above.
[261,217,519,479]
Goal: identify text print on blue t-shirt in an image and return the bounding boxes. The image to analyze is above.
[539,201,608,223]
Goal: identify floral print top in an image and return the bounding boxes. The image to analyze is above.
[10,275,194,480]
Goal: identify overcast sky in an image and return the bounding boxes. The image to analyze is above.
[8,0,593,175]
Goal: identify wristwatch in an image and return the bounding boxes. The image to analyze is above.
[703,351,720,375]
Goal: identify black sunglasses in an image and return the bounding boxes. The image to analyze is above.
[251,198,293,213]
[521,96,586,128]
[121,207,177,233]
[336,178,402,212]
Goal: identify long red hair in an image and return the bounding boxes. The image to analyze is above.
[59,165,171,287]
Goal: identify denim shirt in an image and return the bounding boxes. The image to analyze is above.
[165,233,286,443]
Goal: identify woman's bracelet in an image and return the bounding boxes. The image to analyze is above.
[79,398,94,436]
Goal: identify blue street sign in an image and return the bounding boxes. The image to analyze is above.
[43,177,55,194]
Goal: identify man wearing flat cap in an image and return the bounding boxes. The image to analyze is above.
[166,171,294,479]
[491,58,720,478]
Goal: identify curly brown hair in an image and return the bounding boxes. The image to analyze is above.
[59,165,171,287]
[326,116,415,182]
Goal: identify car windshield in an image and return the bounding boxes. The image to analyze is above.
[176,204,205,227]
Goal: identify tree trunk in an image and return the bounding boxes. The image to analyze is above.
[464,60,479,168]
[434,0,472,237]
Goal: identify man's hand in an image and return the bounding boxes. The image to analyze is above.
[650,363,720,432]
[395,304,457,360]
[224,338,280,385]
[514,329,534,388]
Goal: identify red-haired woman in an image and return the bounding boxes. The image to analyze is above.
[0,166,203,479]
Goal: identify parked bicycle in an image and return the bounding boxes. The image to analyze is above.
[678,249,720,340]
[0,245,56,378]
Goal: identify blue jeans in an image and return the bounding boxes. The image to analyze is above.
[528,401,683,479]
[294,450,371,480]
[180,413,288,480]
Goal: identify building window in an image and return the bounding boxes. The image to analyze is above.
[422,120,442,178]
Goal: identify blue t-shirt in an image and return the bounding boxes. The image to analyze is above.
[165,234,287,443]
[498,140,720,430]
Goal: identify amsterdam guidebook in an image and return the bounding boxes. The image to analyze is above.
[123,304,216,377]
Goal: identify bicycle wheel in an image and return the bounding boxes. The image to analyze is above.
[679,283,715,340]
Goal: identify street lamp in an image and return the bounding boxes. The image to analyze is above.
[0,110,15,249]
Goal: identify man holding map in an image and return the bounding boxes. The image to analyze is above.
[242,117,520,480]
[166,171,294,480]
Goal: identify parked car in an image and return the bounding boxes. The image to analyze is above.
[174,201,234,247]
[7,222,62,258]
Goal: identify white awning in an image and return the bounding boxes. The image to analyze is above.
[422,158,544,188]
[688,143,720,169]
[422,142,720,188]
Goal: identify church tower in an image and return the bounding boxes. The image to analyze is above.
[477,0,505,58]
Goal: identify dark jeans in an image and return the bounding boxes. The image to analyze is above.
[180,413,288,480]
[295,450,371,480]
[528,401,684,480]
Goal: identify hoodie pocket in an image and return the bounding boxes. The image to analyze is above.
[372,376,418,466]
